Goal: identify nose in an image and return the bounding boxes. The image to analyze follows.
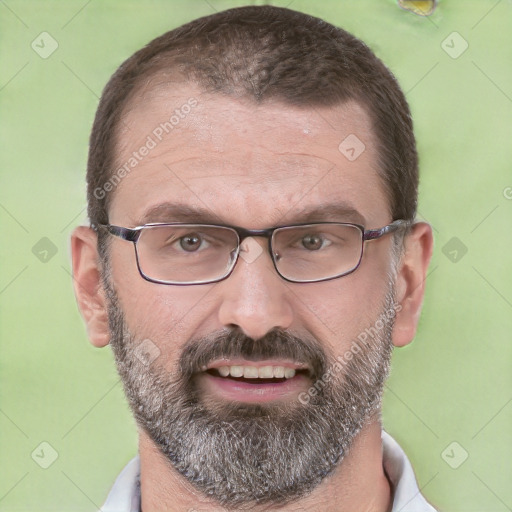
[217,237,294,339]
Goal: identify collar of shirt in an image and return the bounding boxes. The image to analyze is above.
[101,430,438,512]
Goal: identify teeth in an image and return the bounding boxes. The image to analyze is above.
[273,366,285,378]
[284,368,296,379]
[243,366,259,378]
[230,365,244,378]
[212,365,297,379]
[258,366,274,378]
[218,366,230,377]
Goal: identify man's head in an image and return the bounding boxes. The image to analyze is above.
[72,5,432,509]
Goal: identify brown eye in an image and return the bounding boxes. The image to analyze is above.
[301,234,324,251]
[179,234,203,252]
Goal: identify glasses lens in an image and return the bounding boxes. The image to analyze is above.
[136,225,239,284]
[272,224,363,282]
[397,0,437,16]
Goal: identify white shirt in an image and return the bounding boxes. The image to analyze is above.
[101,431,438,511]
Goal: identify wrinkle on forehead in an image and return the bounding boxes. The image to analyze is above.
[109,83,389,228]
[115,82,377,165]
[163,153,338,183]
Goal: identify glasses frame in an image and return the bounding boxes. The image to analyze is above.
[93,219,410,285]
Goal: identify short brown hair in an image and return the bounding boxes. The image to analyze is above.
[87,5,418,235]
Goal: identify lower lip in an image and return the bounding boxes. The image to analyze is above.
[198,372,310,403]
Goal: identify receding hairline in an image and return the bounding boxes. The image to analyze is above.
[109,75,387,226]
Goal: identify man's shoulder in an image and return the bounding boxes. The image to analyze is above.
[101,455,141,512]
[382,430,438,512]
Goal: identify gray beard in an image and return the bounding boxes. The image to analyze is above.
[103,278,395,510]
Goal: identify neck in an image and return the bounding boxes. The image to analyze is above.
[139,418,392,512]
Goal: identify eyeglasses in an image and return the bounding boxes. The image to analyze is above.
[94,220,409,285]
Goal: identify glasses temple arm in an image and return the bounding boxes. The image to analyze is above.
[91,223,140,242]
[363,219,411,240]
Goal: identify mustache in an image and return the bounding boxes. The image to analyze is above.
[178,328,328,380]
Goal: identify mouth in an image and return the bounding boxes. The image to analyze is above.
[196,359,313,403]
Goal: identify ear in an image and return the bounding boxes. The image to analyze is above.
[71,226,110,348]
[392,222,434,348]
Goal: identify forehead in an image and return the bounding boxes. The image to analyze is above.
[109,82,390,228]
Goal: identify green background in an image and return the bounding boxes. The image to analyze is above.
[1,0,511,510]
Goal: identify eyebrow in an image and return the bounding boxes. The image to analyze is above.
[286,203,366,226]
[134,201,366,227]
[135,203,222,226]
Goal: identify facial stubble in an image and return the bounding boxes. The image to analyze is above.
[103,276,395,509]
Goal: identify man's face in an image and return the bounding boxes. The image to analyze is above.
[103,83,398,507]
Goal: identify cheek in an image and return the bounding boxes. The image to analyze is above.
[110,249,216,359]
[293,259,391,356]
[119,284,212,336]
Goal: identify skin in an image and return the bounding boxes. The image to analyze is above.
[71,82,433,512]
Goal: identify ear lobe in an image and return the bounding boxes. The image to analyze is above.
[71,226,110,348]
[392,222,434,348]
